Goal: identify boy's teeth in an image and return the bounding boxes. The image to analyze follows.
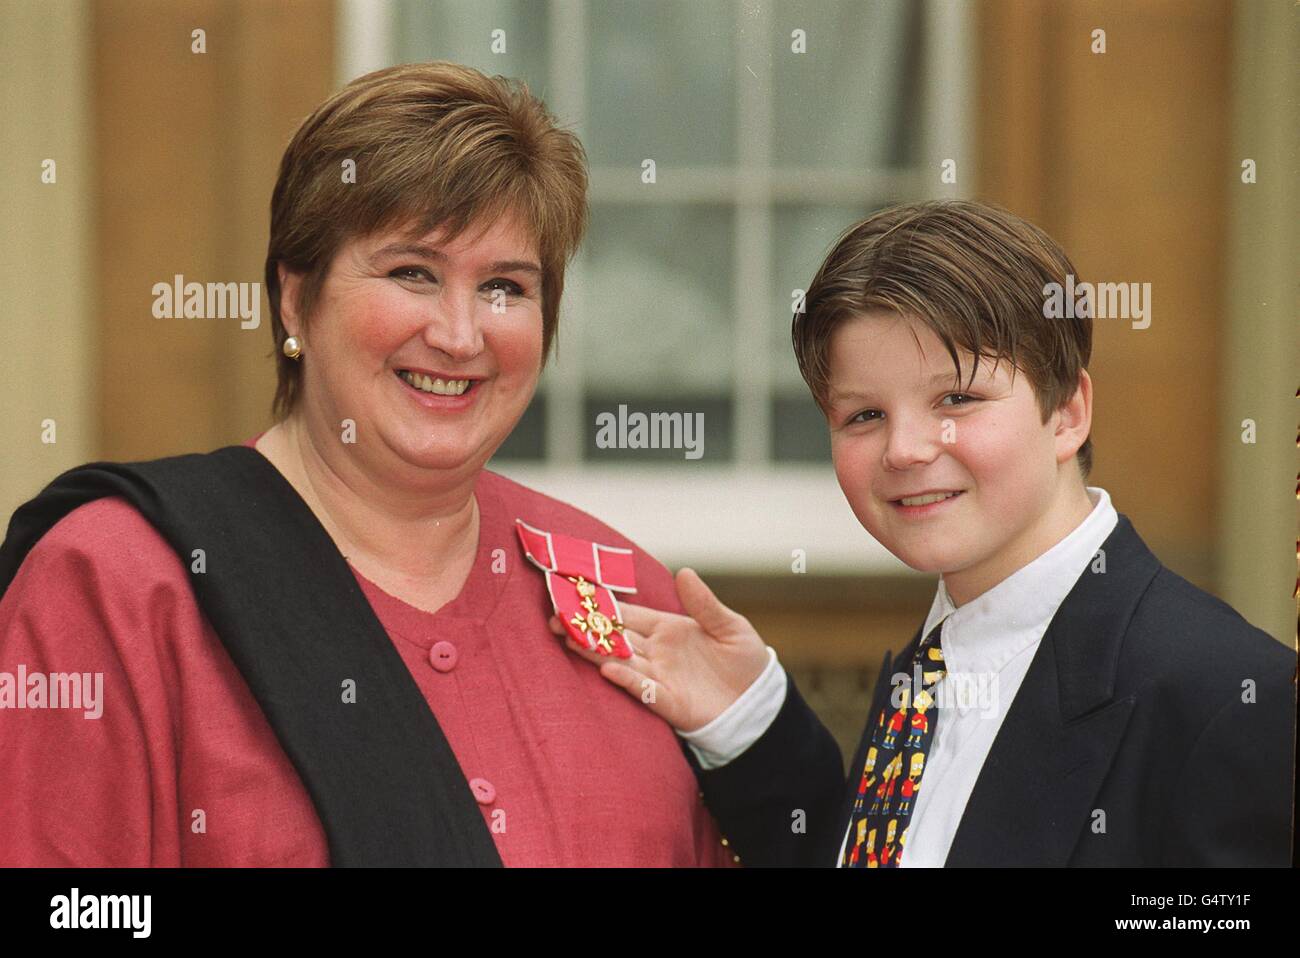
[900,492,958,507]
[399,371,471,396]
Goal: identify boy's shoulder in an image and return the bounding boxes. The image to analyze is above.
[1116,551,1293,701]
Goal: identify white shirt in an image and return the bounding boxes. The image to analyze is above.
[684,486,1118,868]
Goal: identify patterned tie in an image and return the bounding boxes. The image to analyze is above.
[842,619,947,867]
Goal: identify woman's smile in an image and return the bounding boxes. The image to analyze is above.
[392,366,484,411]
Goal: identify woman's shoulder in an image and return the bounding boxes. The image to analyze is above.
[1,496,202,682]
[19,495,190,588]
[21,434,264,571]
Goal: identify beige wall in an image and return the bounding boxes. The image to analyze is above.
[974,0,1295,648]
[1217,0,1298,646]
[91,0,336,463]
[0,0,95,520]
[979,0,1233,586]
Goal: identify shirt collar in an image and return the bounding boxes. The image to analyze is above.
[921,487,1119,683]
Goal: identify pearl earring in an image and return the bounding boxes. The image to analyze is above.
[282,336,302,360]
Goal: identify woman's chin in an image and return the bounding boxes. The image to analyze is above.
[380,431,485,473]
[410,446,483,474]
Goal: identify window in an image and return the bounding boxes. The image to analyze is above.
[340,0,972,572]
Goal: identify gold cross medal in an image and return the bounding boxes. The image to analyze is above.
[566,576,631,658]
[513,520,640,661]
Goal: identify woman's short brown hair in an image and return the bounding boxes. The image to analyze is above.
[793,199,1093,476]
[265,61,589,420]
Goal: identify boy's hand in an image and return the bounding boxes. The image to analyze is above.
[548,567,770,733]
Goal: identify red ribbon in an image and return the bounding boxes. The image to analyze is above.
[515,519,637,659]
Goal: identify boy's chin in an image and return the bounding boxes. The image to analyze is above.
[881,542,967,576]
[863,516,983,575]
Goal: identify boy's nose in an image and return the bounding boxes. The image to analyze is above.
[880,422,942,470]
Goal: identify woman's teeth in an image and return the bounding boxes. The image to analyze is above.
[398,370,471,396]
[899,492,960,507]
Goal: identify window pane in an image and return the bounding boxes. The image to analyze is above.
[489,392,547,462]
[586,0,737,168]
[772,392,830,463]
[583,203,735,394]
[383,0,936,475]
[392,0,549,87]
[771,203,884,391]
[581,202,736,462]
[771,0,921,170]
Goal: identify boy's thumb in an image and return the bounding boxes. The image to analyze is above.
[675,567,736,635]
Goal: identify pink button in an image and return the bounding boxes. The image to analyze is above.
[428,641,458,672]
[469,778,496,805]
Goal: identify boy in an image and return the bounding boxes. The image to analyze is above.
[558,200,1295,866]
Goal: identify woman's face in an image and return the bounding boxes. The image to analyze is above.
[284,209,545,480]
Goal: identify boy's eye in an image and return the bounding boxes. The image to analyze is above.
[940,393,979,406]
[847,409,883,425]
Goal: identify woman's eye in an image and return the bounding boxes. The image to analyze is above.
[390,266,433,283]
[483,278,525,296]
[940,393,978,407]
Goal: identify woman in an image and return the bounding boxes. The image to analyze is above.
[0,62,753,867]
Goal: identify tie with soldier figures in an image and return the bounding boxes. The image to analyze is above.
[843,619,947,867]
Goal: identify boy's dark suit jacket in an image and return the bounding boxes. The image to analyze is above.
[692,515,1296,867]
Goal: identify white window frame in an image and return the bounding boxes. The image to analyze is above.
[339,0,972,574]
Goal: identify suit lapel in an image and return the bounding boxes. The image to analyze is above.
[942,634,1136,866]
[944,515,1158,866]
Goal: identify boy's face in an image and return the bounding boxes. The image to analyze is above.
[826,310,1088,601]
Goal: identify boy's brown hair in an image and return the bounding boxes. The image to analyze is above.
[792,199,1093,476]
[265,61,589,421]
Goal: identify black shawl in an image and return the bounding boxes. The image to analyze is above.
[0,445,502,867]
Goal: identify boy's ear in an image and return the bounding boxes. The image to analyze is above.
[1054,369,1093,465]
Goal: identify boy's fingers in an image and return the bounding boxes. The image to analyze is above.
[552,609,659,650]
[674,567,738,635]
[553,615,650,658]
[564,636,652,673]
[563,636,602,664]
[596,659,650,698]
[615,601,669,635]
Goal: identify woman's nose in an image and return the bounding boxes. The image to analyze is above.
[422,293,484,360]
